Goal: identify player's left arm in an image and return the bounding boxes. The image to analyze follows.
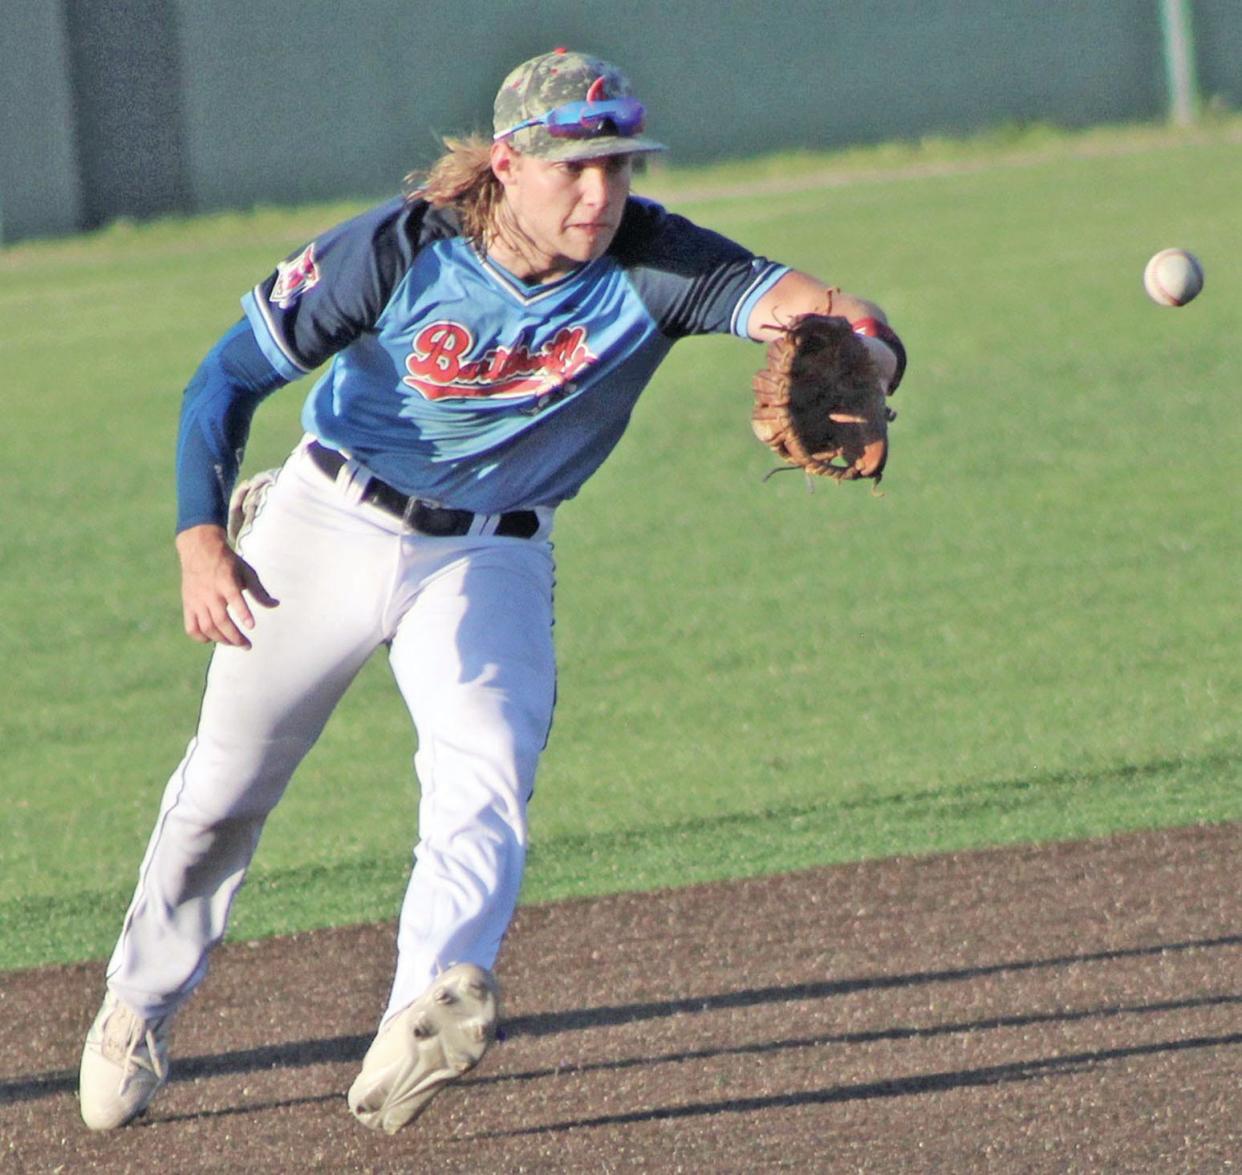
[747,269,906,393]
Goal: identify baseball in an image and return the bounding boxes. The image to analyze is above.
[1143,248,1204,307]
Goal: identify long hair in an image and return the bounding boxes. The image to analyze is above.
[405,135,503,243]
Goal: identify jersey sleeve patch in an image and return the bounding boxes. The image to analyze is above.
[270,243,321,307]
[245,197,433,374]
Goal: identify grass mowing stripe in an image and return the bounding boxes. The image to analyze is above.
[523,746,1241,896]
[538,745,1242,851]
[5,744,1236,972]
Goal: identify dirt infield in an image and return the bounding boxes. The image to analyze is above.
[2,822,1238,1172]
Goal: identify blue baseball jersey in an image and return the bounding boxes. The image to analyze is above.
[237,195,786,514]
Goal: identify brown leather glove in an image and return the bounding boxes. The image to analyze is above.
[752,313,895,483]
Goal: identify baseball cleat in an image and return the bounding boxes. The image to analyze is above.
[347,963,499,1135]
[78,992,171,1130]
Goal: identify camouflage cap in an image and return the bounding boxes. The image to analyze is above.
[493,49,666,162]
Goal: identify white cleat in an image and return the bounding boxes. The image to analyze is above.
[348,963,499,1135]
[79,992,171,1130]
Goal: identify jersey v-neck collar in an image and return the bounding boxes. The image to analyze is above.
[472,244,602,306]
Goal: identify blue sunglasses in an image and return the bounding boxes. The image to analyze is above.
[494,97,646,142]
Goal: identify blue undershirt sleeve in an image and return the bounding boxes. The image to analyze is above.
[175,319,290,533]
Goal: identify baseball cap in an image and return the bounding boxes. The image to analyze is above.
[492,48,666,162]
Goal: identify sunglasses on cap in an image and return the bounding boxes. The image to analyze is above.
[494,97,646,141]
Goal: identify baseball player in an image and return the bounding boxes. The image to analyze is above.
[79,48,905,1134]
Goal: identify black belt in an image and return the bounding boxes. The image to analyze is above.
[307,442,539,539]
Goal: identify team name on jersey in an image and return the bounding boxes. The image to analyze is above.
[403,321,596,401]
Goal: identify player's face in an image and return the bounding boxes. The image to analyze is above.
[492,146,633,281]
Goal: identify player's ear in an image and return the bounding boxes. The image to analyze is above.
[490,141,520,189]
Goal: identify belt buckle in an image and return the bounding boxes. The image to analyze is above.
[407,499,469,537]
[400,495,422,530]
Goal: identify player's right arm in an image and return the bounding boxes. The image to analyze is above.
[176,197,430,647]
[175,522,278,648]
[175,319,287,648]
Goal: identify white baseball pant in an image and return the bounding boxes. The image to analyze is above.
[105,439,557,1025]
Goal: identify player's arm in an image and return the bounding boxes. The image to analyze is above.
[175,319,287,649]
[746,270,905,393]
[621,202,902,392]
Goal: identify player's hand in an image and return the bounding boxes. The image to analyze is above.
[174,524,280,649]
[854,329,901,394]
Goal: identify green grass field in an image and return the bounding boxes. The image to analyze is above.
[2,121,1239,971]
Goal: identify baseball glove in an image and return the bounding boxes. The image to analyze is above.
[752,313,894,484]
[225,468,278,548]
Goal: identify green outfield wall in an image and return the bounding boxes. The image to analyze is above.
[2,0,1239,243]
